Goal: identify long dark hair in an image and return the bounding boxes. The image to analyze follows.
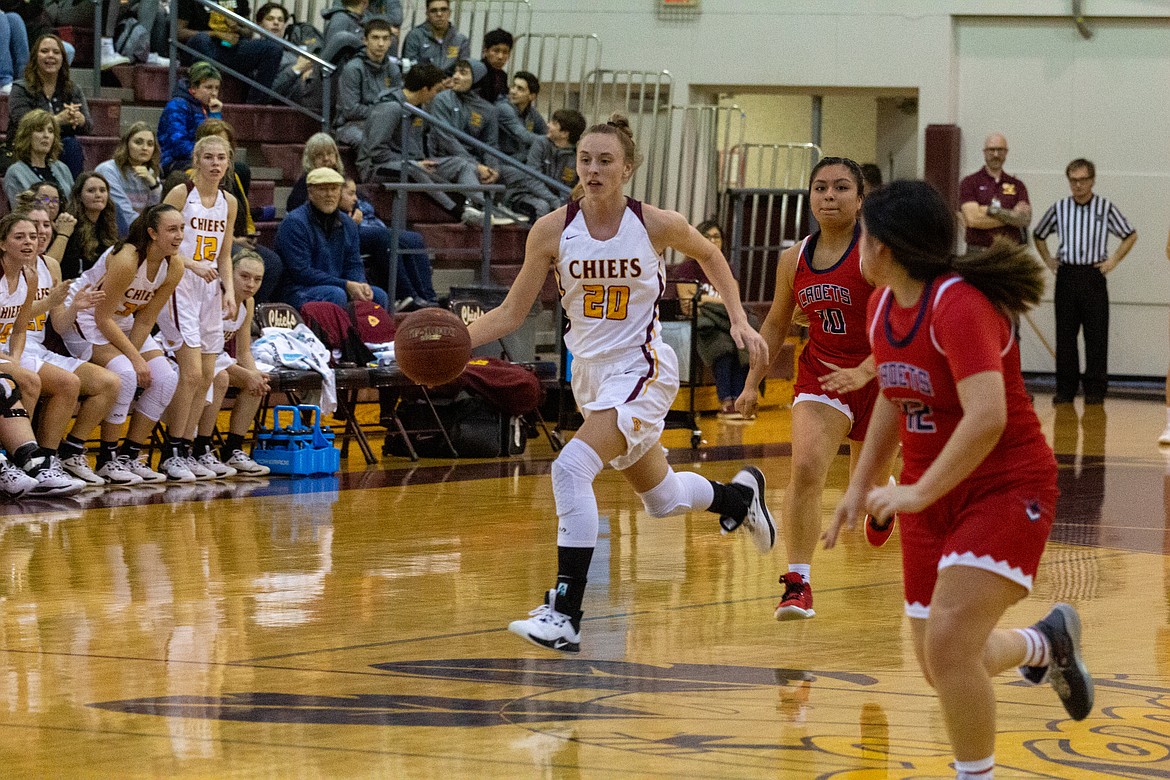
[116,204,180,262]
[808,156,865,198]
[862,180,1043,314]
[24,34,74,97]
[0,212,37,272]
[67,173,119,262]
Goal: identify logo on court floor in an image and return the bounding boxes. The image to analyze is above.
[88,658,1170,775]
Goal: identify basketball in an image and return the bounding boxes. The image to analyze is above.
[394,308,472,387]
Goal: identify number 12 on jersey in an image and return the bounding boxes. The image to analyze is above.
[193,235,220,262]
[582,284,630,320]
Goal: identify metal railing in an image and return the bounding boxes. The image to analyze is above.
[727,142,821,190]
[581,69,672,204]
[511,33,601,116]
[663,105,746,230]
[726,188,812,303]
[168,0,337,129]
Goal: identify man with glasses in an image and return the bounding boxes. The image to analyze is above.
[959,132,1032,249]
[402,0,469,75]
[1033,158,1137,405]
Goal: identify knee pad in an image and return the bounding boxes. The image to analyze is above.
[0,374,27,419]
[135,356,179,421]
[639,470,714,519]
[104,354,138,425]
[551,437,604,548]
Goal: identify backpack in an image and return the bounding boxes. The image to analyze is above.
[114,16,150,64]
[348,300,395,345]
[299,301,375,366]
[286,20,324,54]
[383,391,528,458]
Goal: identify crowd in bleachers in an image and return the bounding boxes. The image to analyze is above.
[0,0,588,503]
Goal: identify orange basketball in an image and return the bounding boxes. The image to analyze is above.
[394,308,472,387]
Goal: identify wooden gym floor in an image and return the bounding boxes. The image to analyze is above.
[0,393,1168,778]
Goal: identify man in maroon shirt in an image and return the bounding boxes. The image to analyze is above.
[958,132,1032,249]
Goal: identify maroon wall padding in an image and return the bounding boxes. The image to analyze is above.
[924,124,962,213]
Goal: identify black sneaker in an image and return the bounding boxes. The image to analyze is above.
[1027,603,1094,720]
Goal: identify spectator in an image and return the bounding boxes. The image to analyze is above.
[4,109,73,211]
[402,0,468,74]
[30,180,76,267]
[60,172,119,280]
[497,70,546,162]
[860,162,883,192]
[675,220,751,418]
[157,61,223,175]
[335,18,403,147]
[1033,158,1137,405]
[7,34,91,176]
[42,0,128,69]
[357,62,508,225]
[476,27,511,103]
[431,58,557,222]
[527,108,584,190]
[339,177,437,309]
[276,166,390,310]
[323,0,402,26]
[177,0,283,104]
[256,2,318,106]
[0,10,29,94]
[95,122,164,236]
[958,132,1031,249]
[321,0,367,61]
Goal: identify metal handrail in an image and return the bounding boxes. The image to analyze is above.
[168,0,337,129]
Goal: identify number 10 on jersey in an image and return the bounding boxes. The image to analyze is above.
[582,284,630,320]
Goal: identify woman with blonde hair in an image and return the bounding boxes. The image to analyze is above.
[3,108,73,210]
[95,122,164,236]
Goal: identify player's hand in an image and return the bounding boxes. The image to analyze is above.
[133,357,152,389]
[730,321,769,369]
[222,290,238,319]
[792,308,810,328]
[70,284,104,311]
[243,368,269,395]
[865,482,927,521]
[185,257,218,281]
[734,387,759,420]
[818,360,872,395]
[823,487,866,549]
[45,280,70,308]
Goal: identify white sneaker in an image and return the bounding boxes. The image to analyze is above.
[126,453,167,483]
[145,52,170,67]
[0,83,11,96]
[1159,424,1170,446]
[183,454,216,480]
[26,457,84,496]
[507,589,581,652]
[160,455,196,482]
[724,466,776,554]
[460,206,486,227]
[0,458,37,498]
[223,448,270,476]
[59,452,105,486]
[196,451,237,478]
[99,37,131,70]
[95,456,144,485]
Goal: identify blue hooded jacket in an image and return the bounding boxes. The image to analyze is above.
[157,79,222,172]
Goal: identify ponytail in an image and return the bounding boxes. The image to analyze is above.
[116,203,179,263]
[951,237,1044,314]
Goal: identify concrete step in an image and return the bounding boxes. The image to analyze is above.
[432,268,477,296]
[120,105,163,131]
[274,186,292,217]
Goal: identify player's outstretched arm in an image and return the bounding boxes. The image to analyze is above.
[736,244,798,418]
[466,209,560,349]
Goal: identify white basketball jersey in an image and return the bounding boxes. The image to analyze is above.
[180,184,229,270]
[0,267,30,349]
[556,198,664,360]
[73,247,172,332]
[222,299,248,344]
[25,256,54,344]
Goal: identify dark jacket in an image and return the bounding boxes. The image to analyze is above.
[337,51,403,125]
[275,202,367,295]
[157,79,222,172]
[6,79,92,142]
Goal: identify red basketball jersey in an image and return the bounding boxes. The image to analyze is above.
[794,225,875,370]
[867,274,1053,483]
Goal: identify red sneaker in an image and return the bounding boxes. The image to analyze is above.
[865,513,896,547]
[774,572,815,620]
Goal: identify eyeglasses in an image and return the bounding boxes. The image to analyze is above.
[1068,175,1094,184]
[37,197,60,205]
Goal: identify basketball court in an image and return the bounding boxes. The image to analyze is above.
[0,393,1166,777]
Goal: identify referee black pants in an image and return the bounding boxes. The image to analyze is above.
[1054,264,1109,400]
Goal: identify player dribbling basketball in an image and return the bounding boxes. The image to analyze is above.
[823,180,1093,780]
[467,114,774,653]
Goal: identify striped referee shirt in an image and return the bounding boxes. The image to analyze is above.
[1033,194,1135,266]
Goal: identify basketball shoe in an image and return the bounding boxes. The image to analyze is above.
[0,456,37,498]
[865,476,898,547]
[125,453,167,484]
[224,449,271,476]
[722,466,776,553]
[59,452,106,486]
[195,451,237,478]
[1020,603,1093,720]
[774,572,815,620]
[508,589,582,653]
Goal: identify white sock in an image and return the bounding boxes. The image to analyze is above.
[789,564,811,584]
[552,438,604,548]
[955,755,994,778]
[1015,626,1050,667]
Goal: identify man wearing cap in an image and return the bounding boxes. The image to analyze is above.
[275,167,392,311]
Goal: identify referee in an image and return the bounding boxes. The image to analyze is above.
[1034,158,1137,405]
